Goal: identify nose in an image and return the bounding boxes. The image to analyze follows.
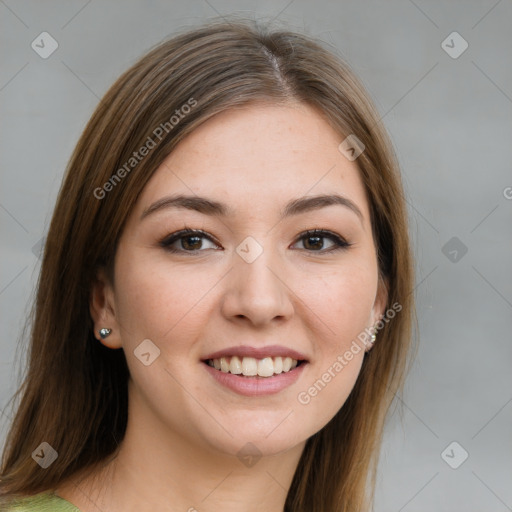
[220,244,294,327]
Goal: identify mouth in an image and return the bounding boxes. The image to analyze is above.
[201,345,309,395]
[203,356,307,378]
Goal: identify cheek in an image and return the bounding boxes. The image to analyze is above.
[291,262,376,421]
[296,348,364,429]
[297,260,378,348]
[113,250,221,346]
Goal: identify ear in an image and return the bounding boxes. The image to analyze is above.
[366,274,389,352]
[372,274,389,323]
[90,268,122,349]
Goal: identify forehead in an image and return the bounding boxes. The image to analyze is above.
[135,102,371,225]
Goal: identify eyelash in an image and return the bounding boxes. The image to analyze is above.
[159,228,352,255]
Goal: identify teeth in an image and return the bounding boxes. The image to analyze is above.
[208,356,300,377]
[229,356,242,375]
[241,357,258,376]
[273,356,283,374]
[257,357,274,377]
[220,357,230,373]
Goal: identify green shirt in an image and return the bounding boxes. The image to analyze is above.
[4,491,80,511]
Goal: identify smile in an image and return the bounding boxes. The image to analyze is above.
[201,345,309,396]
[205,356,304,378]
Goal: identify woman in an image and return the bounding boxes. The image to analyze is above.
[0,18,415,512]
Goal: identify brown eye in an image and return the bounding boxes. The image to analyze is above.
[160,229,219,253]
[292,229,351,253]
[181,235,203,251]
[302,234,325,251]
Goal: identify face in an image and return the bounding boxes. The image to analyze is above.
[92,102,387,458]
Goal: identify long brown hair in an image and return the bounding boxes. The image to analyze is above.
[0,18,416,511]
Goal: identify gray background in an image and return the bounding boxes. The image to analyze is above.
[1,1,511,510]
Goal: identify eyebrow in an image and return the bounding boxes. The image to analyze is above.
[140,193,364,224]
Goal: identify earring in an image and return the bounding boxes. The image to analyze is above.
[369,324,378,344]
[99,328,112,339]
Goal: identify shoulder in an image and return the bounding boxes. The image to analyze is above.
[1,491,81,511]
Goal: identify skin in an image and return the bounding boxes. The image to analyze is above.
[56,102,387,512]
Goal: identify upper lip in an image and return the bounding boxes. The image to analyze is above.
[202,345,308,362]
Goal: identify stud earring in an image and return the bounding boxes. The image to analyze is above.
[368,323,379,345]
[99,328,112,339]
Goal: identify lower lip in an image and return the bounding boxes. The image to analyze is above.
[202,361,307,397]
